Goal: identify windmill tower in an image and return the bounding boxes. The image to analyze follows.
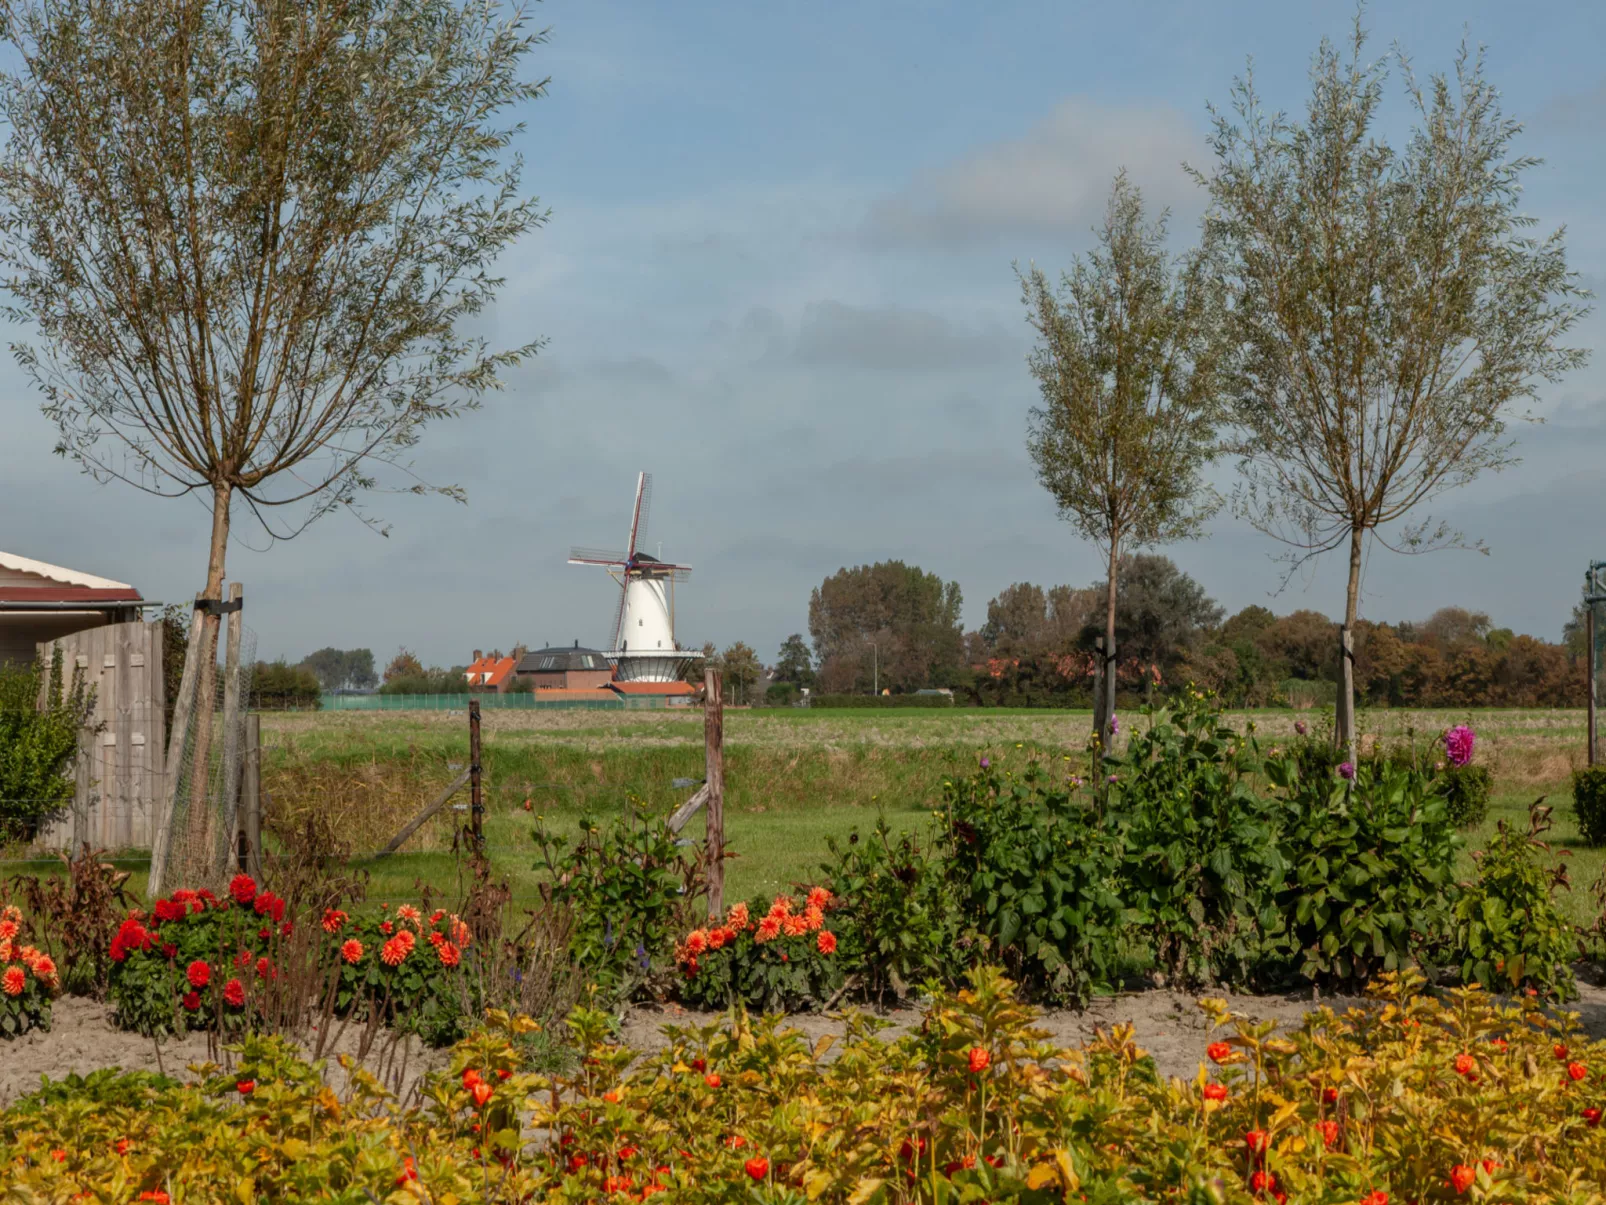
[569,473,701,682]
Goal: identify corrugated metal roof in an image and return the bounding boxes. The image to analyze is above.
[0,552,138,593]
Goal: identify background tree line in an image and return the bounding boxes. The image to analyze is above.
[772,554,1586,710]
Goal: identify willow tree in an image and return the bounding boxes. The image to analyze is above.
[0,0,547,781]
[1198,21,1591,751]
[1020,171,1226,734]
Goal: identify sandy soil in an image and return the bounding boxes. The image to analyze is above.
[7,976,1606,1107]
[0,996,450,1108]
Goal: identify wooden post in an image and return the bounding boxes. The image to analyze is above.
[241,713,262,878]
[704,667,725,918]
[216,582,244,876]
[1589,605,1597,768]
[149,595,206,899]
[1337,625,1357,764]
[468,699,483,849]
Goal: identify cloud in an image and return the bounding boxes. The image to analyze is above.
[1534,79,1606,132]
[793,301,1019,372]
[861,98,1206,249]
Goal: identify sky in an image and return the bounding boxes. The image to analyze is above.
[2,0,1604,668]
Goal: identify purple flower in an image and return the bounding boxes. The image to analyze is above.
[1107,774,1118,784]
[1337,761,1355,781]
[979,757,990,770]
[1295,720,1308,736]
[1108,715,1119,736]
[1444,725,1475,768]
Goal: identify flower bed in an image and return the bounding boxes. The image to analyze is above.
[675,888,844,1011]
[0,905,58,1037]
[3,970,1604,1202]
[107,875,477,1045]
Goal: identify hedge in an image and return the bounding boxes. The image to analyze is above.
[808,693,954,708]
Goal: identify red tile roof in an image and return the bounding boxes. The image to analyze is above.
[606,680,696,696]
[464,655,517,688]
[0,586,143,603]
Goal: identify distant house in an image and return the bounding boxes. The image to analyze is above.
[513,642,614,692]
[463,650,517,693]
[0,551,147,665]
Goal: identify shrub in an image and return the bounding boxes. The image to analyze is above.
[808,692,954,708]
[533,804,702,997]
[1262,753,1462,987]
[107,875,476,1045]
[249,659,322,710]
[1440,762,1493,828]
[0,651,94,839]
[107,878,292,1037]
[763,681,799,706]
[327,903,478,1046]
[674,889,845,1011]
[1104,694,1286,987]
[1573,765,1606,846]
[824,817,962,1003]
[0,903,59,1036]
[1452,801,1577,1001]
[4,848,133,998]
[938,761,1128,1006]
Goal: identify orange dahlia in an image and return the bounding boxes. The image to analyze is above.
[381,935,410,966]
[437,941,461,967]
[341,939,364,964]
[1,965,23,996]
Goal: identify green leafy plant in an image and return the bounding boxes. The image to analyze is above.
[0,651,94,840]
[0,903,59,1037]
[674,889,845,1012]
[1572,765,1606,847]
[1452,800,1576,1001]
[938,760,1130,1006]
[533,802,703,998]
[1104,693,1286,987]
[1264,754,1462,987]
[1440,762,1493,828]
[327,903,476,1046]
[824,817,963,1003]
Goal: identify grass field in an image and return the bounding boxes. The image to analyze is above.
[8,705,1600,927]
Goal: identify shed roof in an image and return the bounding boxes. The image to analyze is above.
[0,551,141,598]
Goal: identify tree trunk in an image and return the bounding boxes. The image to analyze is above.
[182,481,232,876]
[1097,536,1120,746]
[1338,525,1363,763]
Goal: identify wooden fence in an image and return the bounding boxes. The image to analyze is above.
[36,619,166,850]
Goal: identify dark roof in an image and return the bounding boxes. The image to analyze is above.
[515,643,611,674]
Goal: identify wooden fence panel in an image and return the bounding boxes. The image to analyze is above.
[36,620,165,850]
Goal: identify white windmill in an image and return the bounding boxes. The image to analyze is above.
[569,472,701,682]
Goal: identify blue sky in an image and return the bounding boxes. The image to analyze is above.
[3,0,1604,667]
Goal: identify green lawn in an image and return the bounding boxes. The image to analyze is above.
[5,704,1598,929]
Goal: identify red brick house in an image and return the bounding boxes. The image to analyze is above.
[464,650,517,692]
[513,643,614,691]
